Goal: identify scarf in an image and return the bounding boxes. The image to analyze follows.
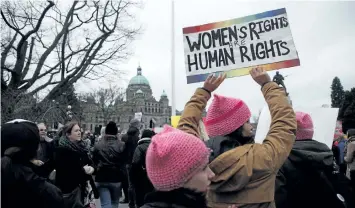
[58,136,89,156]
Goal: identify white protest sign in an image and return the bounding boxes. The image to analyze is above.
[134,112,142,122]
[255,106,339,148]
[183,8,300,84]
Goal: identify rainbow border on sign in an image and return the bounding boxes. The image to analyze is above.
[183,8,300,84]
[186,59,300,84]
[183,8,286,34]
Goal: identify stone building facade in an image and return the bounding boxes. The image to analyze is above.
[81,66,172,133]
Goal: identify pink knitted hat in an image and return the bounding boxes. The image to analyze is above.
[296,112,314,140]
[146,125,210,191]
[205,94,251,137]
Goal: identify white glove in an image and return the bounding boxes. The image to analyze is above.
[30,159,44,166]
[83,165,94,175]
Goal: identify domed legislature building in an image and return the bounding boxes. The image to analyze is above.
[81,66,172,133]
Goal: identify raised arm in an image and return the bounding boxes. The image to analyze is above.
[178,73,226,137]
[250,68,296,171]
[261,82,296,170]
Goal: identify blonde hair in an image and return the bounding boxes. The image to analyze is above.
[198,120,210,142]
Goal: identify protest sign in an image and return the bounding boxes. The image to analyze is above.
[183,8,300,84]
[255,106,339,148]
[171,116,181,128]
[134,112,142,122]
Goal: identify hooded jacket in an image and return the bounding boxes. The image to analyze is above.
[206,82,297,208]
[275,140,336,208]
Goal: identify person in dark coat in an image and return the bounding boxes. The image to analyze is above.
[32,123,56,178]
[275,112,353,208]
[93,121,126,208]
[53,121,98,208]
[130,129,156,207]
[121,119,141,207]
[1,119,63,208]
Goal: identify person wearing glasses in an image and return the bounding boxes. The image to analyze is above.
[30,123,56,178]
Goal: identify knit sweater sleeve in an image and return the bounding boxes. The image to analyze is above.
[259,82,297,171]
[177,88,211,137]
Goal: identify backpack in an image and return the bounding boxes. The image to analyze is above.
[315,170,347,208]
[282,159,354,208]
[312,165,354,208]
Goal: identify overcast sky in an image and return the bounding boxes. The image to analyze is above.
[76,0,355,116]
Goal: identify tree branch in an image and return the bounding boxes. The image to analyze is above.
[27,73,60,96]
[8,1,55,88]
[24,1,77,89]
[1,10,24,37]
[1,32,18,75]
[21,37,35,80]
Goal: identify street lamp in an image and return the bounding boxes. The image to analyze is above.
[66,105,73,120]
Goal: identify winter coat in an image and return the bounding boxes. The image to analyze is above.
[141,188,207,208]
[206,82,297,208]
[345,137,355,178]
[1,156,63,208]
[122,128,140,164]
[37,137,54,162]
[130,137,155,206]
[275,140,337,208]
[92,135,126,183]
[54,137,96,194]
[206,135,241,162]
[32,139,56,178]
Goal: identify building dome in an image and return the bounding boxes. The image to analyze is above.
[161,90,167,97]
[129,66,150,86]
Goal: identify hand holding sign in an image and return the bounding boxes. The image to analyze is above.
[250,67,271,86]
[203,73,226,92]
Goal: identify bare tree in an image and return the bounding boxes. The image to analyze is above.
[1,0,140,121]
[82,84,125,125]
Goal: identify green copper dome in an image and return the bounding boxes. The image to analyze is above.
[161,90,167,97]
[129,66,150,86]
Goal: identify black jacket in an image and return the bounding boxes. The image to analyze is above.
[93,135,126,183]
[53,138,95,194]
[1,157,64,208]
[37,138,55,162]
[33,139,56,178]
[122,127,140,164]
[130,137,155,206]
[205,135,240,162]
[275,140,349,208]
[141,188,207,208]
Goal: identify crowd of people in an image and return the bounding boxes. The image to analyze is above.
[2,67,355,208]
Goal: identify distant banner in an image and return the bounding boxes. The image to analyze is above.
[183,8,300,84]
[171,116,181,128]
[134,112,142,122]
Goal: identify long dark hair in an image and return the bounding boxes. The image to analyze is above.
[227,125,254,145]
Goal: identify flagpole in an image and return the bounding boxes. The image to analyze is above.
[171,0,176,116]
